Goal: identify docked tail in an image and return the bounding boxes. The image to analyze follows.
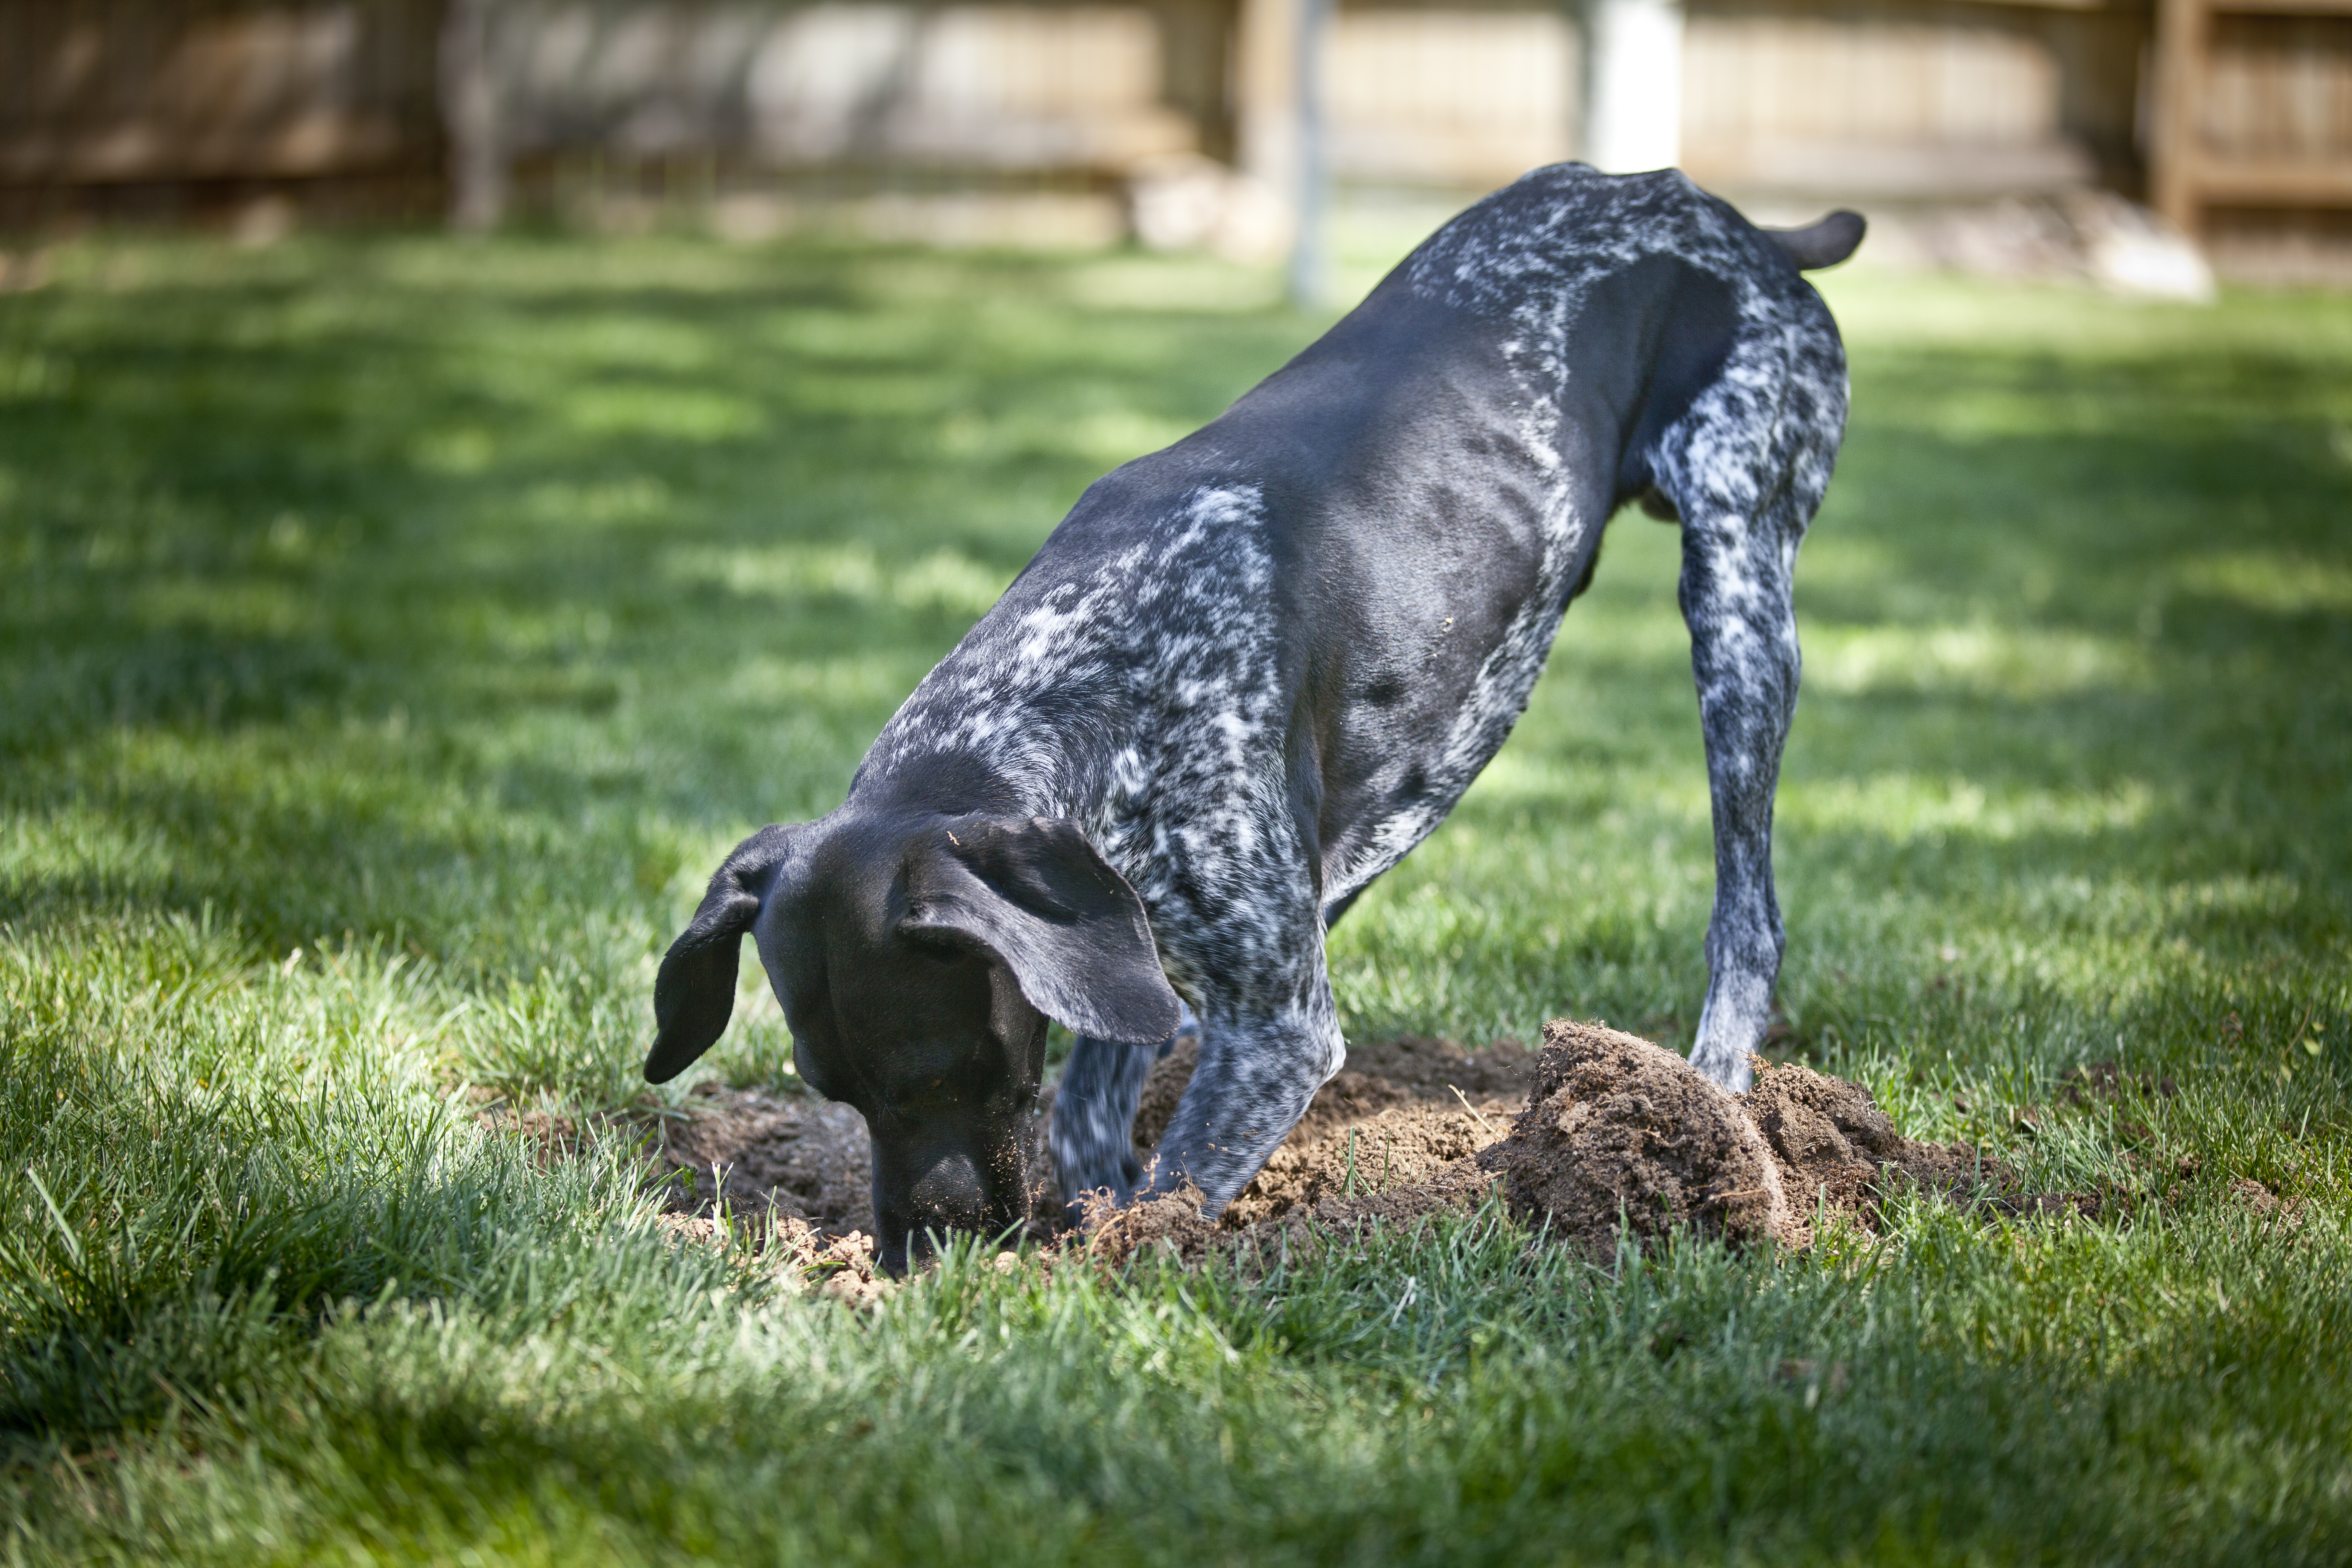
[1763,211,1866,271]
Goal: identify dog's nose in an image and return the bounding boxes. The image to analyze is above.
[908,1148,990,1231]
[882,1141,1031,1274]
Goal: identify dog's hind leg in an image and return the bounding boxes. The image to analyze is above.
[1657,333,1845,1092]
[1674,502,1798,1094]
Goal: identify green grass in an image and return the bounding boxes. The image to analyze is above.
[3,216,2349,1564]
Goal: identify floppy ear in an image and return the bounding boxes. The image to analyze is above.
[646,824,799,1084]
[900,815,1181,1047]
[1763,210,1867,271]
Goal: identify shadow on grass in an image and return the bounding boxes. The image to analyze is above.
[2,236,2347,1060]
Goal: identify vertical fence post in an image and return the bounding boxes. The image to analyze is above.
[1288,0,1330,306]
[1581,0,1683,174]
[443,0,506,231]
[2149,0,2205,238]
[1238,0,1331,304]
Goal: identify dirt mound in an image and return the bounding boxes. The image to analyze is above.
[1007,1032,1529,1269]
[623,1019,2085,1275]
[1226,1101,1503,1226]
[1083,1151,1506,1270]
[1127,1032,1525,1229]
[1475,1021,1797,1253]
[1745,1057,2022,1222]
[630,1032,1528,1249]
[647,1081,874,1228]
[1132,1033,1530,1152]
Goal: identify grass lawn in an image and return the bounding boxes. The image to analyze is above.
[3,214,2349,1564]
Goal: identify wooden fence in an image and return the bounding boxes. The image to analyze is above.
[4,0,2350,271]
[2153,0,2352,264]
[0,0,444,223]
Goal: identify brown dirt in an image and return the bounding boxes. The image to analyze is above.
[1743,1055,2025,1226]
[1128,1032,1528,1230]
[1081,1151,1507,1271]
[1002,1033,1531,1269]
[646,1079,875,1228]
[1476,1020,1800,1254]
[653,1210,896,1308]
[595,1017,2116,1278]
[1131,1032,1530,1153]
[615,1032,1529,1251]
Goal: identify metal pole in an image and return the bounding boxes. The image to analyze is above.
[1287,0,1329,307]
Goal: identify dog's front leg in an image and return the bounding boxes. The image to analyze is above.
[1143,982,1342,1216]
[1677,500,1804,1093]
[1051,1008,1197,1220]
[1051,1033,1157,1217]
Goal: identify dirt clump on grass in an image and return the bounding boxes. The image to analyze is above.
[654,1209,896,1308]
[1121,1032,1529,1234]
[1130,1032,1528,1155]
[1743,1055,2023,1223]
[647,1080,874,1229]
[620,1016,2080,1276]
[633,1031,1529,1259]
[1225,1101,1502,1226]
[1476,1021,1801,1253]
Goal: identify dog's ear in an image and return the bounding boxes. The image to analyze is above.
[900,815,1180,1047]
[646,824,800,1083]
[1763,210,1867,271]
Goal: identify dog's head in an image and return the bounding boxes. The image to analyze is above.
[644,811,1178,1273]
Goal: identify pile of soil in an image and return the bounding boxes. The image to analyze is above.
[1094,1021,2073,1266]
[646,1080,875,1228]
[1084,1033,1529,1265]
[606,1017,2085,1274]
[1476,1021,1800,1251]
[1130,1034,1527,1227]
[1744,1049,2019,1225]
[1469,1020,2057,1256]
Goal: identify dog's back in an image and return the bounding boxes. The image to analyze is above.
[864,165,1846,924]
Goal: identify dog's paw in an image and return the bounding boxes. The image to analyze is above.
[1056,1146,1145,1226]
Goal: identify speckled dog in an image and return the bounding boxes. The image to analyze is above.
[643,165,1864,1272]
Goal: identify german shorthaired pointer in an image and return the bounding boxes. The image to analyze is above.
[643,164,1863,1271]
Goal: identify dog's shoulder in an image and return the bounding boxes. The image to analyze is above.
[862,471,1286,785]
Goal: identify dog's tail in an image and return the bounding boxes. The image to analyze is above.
[1762,211,1866,271]
[645,823,798,1083]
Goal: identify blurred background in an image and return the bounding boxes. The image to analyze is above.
[1,0,2348,290]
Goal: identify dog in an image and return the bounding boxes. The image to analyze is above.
[642,164,1863,1272]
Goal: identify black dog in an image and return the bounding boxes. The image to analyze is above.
[644,165,1862,1272]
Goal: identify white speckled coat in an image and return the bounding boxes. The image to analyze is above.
[647,163,1856,1250]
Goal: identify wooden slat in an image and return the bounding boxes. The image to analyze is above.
[2204,0,2352,16]
[2175,157,2352,201]
[2151,0,2352,232]
[2150,0,2207,230]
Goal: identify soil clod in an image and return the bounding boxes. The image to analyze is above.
[1745,1056,2021,1222]
[1477,1020,1798,1253]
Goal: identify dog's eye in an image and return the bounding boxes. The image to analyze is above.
[930,1077,943,1088]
